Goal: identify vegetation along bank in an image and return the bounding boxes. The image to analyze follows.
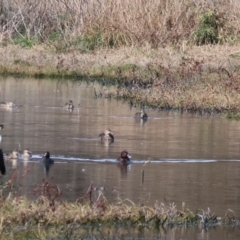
[0,180,238,238]
[1,0,240,118]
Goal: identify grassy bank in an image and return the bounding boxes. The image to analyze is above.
[0,180,238,239]
[1,44,240,117]
[1,1,240,117]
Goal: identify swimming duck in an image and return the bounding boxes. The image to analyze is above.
[22,149,32,160]
[0,149,6,175]
[0,125,4,143]
[0,101,17,108]
[135,109,148,119]
[43,151,51,159]
[6,150,20,169]
[41,151,54,176]
[64,100,74,110]
[7,150,20,161]
[118,150,131,163]
[99,129,114,142]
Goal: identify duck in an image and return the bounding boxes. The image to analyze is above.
[0,125,4,143]
[21,149,32,167]
[42,151,54,163]
[99,129,114,142]
[22,149,32,160]
[64,100,74,110]
[6,150,20,161]
[118,150,131,163]
[0,101,17,108]
[6,150,20,169]
[0,149,6,175]
[135,109,148,119]
[41,151,54,176]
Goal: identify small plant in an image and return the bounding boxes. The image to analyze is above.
[226,111,240,121]
[194,10,224,45]
[76,31,105,51]
[12,36,37,48]
[33,178,61,211]
[48,31,63,42]
[73,29,124,52]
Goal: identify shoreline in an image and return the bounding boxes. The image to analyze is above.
[0,190,237,233]
[1,44,239,77]
[1,44,240,118]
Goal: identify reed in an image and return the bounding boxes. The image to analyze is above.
[0,168,238,239]
[1,0,240,49]
[0,179,237,232]
[0,190,227,230]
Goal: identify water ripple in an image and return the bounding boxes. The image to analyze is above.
[30,155,240,163]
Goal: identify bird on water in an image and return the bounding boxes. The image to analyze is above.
[135,109,148,120]
[0,149,6,175]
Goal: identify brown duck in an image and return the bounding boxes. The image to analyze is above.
[118,150,131,163]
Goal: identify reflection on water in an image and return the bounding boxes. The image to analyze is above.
[48,225,240,240]
[1,77,240,239]
[40,151,54,177]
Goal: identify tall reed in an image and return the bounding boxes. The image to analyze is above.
[0,0,240,48]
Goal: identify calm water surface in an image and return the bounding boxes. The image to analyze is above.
[1,77,240,240]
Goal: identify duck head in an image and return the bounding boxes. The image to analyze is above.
[119,150,131,162]
[43,151,50,158]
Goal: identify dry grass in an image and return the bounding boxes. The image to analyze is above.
[0,44,240,116]
[112,54,240,115]
[0,171,238,238]
[0,179,236,236]
[0,0,240,48]
[0,43,239,77]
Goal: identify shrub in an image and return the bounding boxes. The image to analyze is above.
[194,10,224,45]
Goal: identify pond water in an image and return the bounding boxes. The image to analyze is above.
[1,77,240,239]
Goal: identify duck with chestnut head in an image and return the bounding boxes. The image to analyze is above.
[118,150,131,163]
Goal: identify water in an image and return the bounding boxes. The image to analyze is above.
[1,77,240,239]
